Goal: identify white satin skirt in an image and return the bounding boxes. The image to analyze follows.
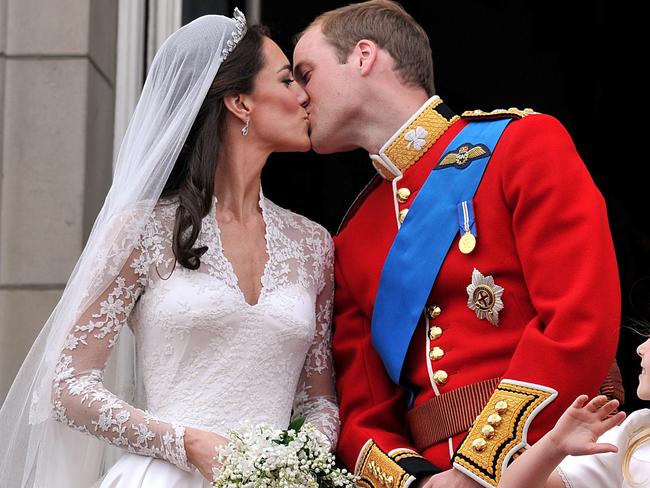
[96,453,210,488]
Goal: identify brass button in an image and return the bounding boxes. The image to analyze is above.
[495,400,509,414]
[426,305,442,319]
[398,208,409,223]
[472,438,487,452]
[429,326,443,340]
[481,425,495,439]
[429,346,444,361]
[396,187,411,203]
[487,413,502,427]
[433,370,448,385]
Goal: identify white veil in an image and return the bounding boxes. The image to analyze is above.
[0,10,247,487]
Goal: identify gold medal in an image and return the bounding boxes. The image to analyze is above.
[459,231,476,254]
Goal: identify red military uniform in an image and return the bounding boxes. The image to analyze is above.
[332,97,620,487]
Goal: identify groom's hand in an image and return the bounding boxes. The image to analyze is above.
[418,468,482,488]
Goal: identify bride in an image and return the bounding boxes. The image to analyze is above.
[0,9,338,487]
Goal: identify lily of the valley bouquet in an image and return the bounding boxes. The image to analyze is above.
[212,418,358,487]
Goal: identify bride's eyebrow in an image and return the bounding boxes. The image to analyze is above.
[276,64,292,73]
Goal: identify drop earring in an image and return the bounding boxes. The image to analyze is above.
[241,119,250,136]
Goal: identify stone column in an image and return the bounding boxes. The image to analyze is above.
[0,0,117,404]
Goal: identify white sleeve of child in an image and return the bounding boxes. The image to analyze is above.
[555,409,650,488]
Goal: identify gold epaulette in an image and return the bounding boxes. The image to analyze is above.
[452,380,557,487]
[461,107,538,120]
[355,440,418,488]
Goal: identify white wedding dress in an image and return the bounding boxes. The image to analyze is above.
[51,193,339,487]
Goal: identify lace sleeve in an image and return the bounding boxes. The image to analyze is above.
[51,223,191,471]
[292,232,340,450]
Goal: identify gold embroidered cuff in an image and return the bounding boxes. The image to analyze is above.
[355,440,417,488]
[452,379,557,488]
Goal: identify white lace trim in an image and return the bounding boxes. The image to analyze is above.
[52,194,338,471]
[556,466,574,488]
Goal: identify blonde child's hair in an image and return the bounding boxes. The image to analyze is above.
[619,320,649,485]
[624,427,650,485]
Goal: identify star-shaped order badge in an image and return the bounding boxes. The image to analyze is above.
[466,268,504,326]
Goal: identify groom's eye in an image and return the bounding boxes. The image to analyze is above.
[282,78,295,86]
[297,70,311,86]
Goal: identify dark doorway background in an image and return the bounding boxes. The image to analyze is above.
[183,0,648,412]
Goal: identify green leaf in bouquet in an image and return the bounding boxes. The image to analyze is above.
[288,416,306,432]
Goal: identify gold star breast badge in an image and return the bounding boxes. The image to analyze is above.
[466,268,504,325]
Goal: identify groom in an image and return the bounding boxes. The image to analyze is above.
[294,1,621,487]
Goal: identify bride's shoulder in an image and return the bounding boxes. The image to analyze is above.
[131,197,178,249]
[139,197,178,230]
[265,199,332,247]
[152,196,179,219]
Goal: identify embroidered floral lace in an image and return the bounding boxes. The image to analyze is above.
[52,195,339,472]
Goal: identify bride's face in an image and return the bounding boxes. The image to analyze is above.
[247,37,311,153]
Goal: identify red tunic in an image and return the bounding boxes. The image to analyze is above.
[332,102,620,488]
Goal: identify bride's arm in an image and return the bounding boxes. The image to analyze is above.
[292,231,340,450]
[52,227,227,477]
[51,244,195,470]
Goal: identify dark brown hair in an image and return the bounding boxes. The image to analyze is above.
[161,25,268,270]
[302,0,434,95]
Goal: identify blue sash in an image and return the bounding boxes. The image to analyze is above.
[371,119,512,384]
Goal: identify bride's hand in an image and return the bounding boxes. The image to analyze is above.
[184,426,230,481]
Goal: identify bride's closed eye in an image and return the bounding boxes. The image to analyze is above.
[282,78,295,86]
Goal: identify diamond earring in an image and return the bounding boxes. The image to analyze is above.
[241,119,250,136]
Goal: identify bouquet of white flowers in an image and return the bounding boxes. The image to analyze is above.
[212,418,358,488]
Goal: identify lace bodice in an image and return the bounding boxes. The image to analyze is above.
[52,194,339,472]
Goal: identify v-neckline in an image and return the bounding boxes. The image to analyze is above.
[211,189,272,307]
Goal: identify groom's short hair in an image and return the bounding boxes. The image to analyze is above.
[302,0,435,96]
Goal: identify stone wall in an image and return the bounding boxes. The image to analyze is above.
[0,0,117,403]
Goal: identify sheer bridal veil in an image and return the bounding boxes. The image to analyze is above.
[0,10,247,487]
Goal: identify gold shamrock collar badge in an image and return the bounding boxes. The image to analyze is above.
[370,96,459,181]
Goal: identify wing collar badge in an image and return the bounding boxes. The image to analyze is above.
[437,143,490,170]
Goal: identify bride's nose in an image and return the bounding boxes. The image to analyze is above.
[638,337,650,356]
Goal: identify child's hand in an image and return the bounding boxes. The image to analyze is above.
[548,395,626,457]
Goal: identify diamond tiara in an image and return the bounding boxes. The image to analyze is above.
[222,7,248,60]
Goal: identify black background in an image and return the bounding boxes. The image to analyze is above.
[184,0,649,412]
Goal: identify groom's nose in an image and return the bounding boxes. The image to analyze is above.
[294,84,310,109]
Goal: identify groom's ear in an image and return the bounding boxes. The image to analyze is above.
[223,94,252,123]
[355,39,378,76]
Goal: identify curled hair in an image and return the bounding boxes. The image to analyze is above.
[624,428,650,486]
[161,25,268,269]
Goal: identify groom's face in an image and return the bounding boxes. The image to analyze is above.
[293,26,359,154]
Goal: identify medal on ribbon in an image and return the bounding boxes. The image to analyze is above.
[457,200,477,254]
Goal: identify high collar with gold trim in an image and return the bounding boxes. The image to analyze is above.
[370,96,459,181]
